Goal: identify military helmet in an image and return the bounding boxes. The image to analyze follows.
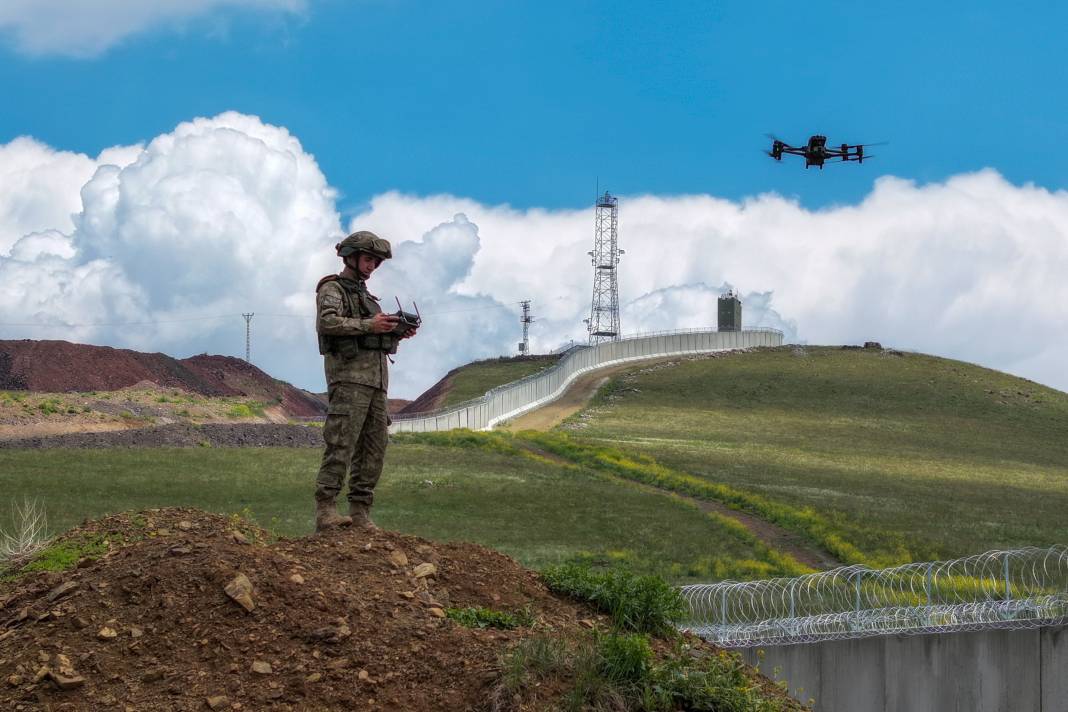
[336,230,392,260]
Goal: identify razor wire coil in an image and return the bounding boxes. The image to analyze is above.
[679,546,1068,647]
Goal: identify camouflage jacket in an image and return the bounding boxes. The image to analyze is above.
[316,275,389,390]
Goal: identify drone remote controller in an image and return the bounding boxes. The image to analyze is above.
[388,297,421,336]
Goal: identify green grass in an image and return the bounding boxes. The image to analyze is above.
[499,632,794,712]
[227,403,254,418]
[0,441,793,583]
[571,347,1068,560]
[541,563,686,635]
[441,355,559,407]
[17,534,110,574]
[446,606,533,629]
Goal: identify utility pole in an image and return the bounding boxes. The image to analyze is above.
[242,313,254,363]
[518,300,535,355]
[585,191,624,344]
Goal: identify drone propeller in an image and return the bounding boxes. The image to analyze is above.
[849,141,889,148]
[764,133,794,146]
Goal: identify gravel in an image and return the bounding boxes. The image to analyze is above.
[0,423,325,449]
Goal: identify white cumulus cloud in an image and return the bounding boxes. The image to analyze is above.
[1,113,1067,401]
[0,0,303,57]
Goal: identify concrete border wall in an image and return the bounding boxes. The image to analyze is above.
[390,328,783,433]
[742,625,1068,712]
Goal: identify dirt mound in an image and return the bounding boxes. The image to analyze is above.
[0,340,325,418]
[0,508,596,710]
[0,424,324,449]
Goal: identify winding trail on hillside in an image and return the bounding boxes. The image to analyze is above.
[504,358,679,431]
[505,354,842,571]
[518,439,839,570]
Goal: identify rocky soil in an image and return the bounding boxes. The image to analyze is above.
[0,508,601,711]
[0,424,324,449]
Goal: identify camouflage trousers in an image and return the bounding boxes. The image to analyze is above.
[315,382,389,505]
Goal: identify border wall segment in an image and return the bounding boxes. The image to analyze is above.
[390,328,783,433]
[742,624,1068,712]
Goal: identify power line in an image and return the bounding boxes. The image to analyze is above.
[0,314,237,328]
[0,301,520,329]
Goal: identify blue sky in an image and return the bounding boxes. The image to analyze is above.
[1,1,1067,396]
[3,1,1066,213]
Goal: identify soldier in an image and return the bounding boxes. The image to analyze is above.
[314,230,417,533]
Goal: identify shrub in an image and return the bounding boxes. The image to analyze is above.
[596,631,652,684]
[498,632,792,712]
[228,404,254,418]
[37,399,62,415]
[0,498,49,569]
[541,563,686,636]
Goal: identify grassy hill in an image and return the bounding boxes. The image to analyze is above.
[564,346,1068,563]
[401,354,559,413]
[4,344,1064,590]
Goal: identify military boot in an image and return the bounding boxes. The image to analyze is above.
[315,499,353,533]
[348,502,378,530]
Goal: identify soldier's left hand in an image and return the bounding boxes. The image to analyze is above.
[401,327,418,339]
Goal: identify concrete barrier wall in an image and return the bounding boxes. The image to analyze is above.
[741,625,1068,712]
[390,328,783,433]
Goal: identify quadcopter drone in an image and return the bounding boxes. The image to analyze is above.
[767,134,882,169]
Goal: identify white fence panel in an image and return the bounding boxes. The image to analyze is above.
[390,328,783,433]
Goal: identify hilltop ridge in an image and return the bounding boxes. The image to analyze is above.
[0,340,324,418]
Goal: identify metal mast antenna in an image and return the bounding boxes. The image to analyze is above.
[242,313,254,363]
[518,300,534,354]
[585,191,624,344]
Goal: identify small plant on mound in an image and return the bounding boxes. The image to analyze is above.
[18,534,109,575]
[541,563,685,636]
[227,403,254,418]
[446,606,534,629]
[0,498,49,570]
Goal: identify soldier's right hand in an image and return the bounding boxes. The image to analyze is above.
[369,313,401,334]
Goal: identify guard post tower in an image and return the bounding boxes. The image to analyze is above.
[586,191,624,343]
[718,290,742,331]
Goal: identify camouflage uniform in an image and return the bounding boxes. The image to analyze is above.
[314,233,401,519]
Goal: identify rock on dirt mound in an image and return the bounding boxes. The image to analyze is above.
[0,340,325,418]
[0,508,594,710]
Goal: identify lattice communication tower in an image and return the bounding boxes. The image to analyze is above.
[518,300,534,354]
[585,191,624,343]
[242,313,254,363]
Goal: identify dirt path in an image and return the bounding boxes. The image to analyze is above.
[505,358,678,431]
[516,441,839,570]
